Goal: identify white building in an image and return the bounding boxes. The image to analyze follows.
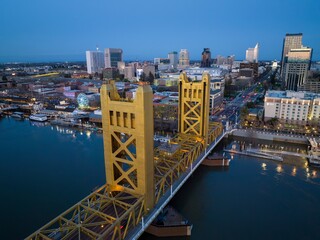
[264,90,320,124]
[85,51,104,74]
[245,43,259,63]
[179,49,190,68]
[210,78,225,95]
[272,61,278,70]
[210,89,223,115]
[104,48,123,68]
[184,67,225,78]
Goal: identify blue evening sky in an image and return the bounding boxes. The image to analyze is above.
[0,0,319,62]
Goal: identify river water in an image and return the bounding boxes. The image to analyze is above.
[1,117,320,240]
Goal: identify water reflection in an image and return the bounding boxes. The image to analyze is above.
[276,165,283,173]
[263,159,319,181]
[50,124,94,140]
[261,163,267,170]
[29,121,48,127]
[86,131,91,139]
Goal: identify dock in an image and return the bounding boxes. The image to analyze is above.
[224,149,283,162]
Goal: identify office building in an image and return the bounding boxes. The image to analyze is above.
[201,48,212,68]
[154,58,170,65]
[104,48,123,68]
[284,47,312,91]
[210,78,225,95]
[103,67,119,79]
[154,58,170,71]
[264,90,320,125]
[168,51,178,69]
[85,51,104,74]
[124,66,135,80]
[280,33,303,76]
[179,49,190,67]
[216,55,235,69]
[142,65,156,77]
[209,89,223,115]
[298,71,320,93]
[240,62,259,78]
[245,43,259,63]
[298,79,320,94]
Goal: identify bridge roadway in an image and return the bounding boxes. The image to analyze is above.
[26,125,234,240]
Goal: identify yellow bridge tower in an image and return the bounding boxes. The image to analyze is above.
[100,81,155,210]
[178,72,211,145]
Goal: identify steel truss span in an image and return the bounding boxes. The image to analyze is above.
[26,185,145,240]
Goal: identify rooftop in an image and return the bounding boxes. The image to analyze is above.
[265,90,320,100]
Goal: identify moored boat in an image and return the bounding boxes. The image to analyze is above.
[29,114,48,122]
[11,112,24,119]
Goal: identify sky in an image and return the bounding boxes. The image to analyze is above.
[0,0,319,63]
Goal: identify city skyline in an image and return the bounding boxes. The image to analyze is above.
[1,0,320,63]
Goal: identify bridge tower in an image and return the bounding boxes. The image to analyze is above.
[178,72,211,144]
[101,81,154,210]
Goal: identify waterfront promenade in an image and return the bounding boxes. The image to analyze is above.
[231,128,309,144]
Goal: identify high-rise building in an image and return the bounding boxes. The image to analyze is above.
[168,51,178,68]
[284,47,312,91]
[85,51,104,74]
[245,43,259,63]
[104,48,123,68]
[201,48,212,67]
[280,33,303,75]
[179,49,190,67]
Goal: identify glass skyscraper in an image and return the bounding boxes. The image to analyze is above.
[280,33,303,75]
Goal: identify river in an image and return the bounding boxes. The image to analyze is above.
[1,116,320,240]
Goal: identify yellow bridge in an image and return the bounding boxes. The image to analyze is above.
[32,72,60,78]
[26,73,227,240]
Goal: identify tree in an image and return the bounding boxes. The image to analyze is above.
[246,102,255,109]
[147,72,155,85]
[240,106,249,124]
[139,72,146,82]
[268,117,279,127]
[2,75,7,81]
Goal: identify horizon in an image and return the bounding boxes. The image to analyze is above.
[1,0,319,63]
